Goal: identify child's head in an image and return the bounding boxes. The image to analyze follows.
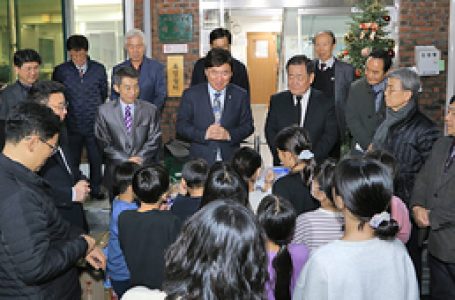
[231,147,262,184]
[132,164,170,204]
[311,158,337,205]
[257,194,296,300]
[275,125,313,168]
[364,149,397,178]
[333,157,399,239]
[181,159,209,190]
[113,161,140,197]
[200,162,248,207]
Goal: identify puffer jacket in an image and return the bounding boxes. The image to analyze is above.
[0,154,88,299]
[384,106,440,205]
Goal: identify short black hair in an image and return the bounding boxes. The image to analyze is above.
[209,28,232,45]
[450,95,455,104]
[231,147,262,183]
[66,34,89,51]
[368,49,393,72]
[113,162,141,196]
[365,149,397,178]
[132,164,169,204]
[113,66,139,86]
[285,54,314,75]
[204,48,233,70]
[28,81,65,105]
[182,159,209,189]
[5,102,60,144]
[13,49,42,67]
[313,30,336,45]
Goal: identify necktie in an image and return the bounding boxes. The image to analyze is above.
[320,63,326,71]
[213,92,222,124]
[295,95,302,126]
[78,67,84,78]
[124,105,132,134]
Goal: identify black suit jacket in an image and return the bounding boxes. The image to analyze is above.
[176,83,254,165]
[39,127,88,233]
[265,89,338,165]
[190,57,250,96]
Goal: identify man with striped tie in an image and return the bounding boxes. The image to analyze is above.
[95,66,161,200]
[177,48,253,165]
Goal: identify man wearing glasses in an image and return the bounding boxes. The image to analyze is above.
[0,102,105,298]
[177,48,253,165]
[31,80,91,233]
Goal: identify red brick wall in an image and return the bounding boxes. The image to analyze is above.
[135,0,199,143]
[399,0,450,126]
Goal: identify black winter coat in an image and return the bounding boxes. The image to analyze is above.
[0,154,88,299]
[384,106,440,205]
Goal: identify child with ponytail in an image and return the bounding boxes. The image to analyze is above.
[257,194,309,300]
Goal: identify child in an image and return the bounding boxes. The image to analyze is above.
[257,194,309,300]
[293,158,419,300]
[171,159,208,222]
[118,164,181,289]
[365,149,411,243]
[292,159,343,252]
[106,162,140,298]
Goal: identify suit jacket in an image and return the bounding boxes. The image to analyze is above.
[111,57,167,111]
[410,136,455,263]
[345,77,385,150]
[265,89,338,165]
[190,57,250,96]
[176,83,254,165]
[94,99,161,190]
[312,59,354,137]
[38,127,88,233]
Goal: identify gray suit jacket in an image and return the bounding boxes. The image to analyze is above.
[0,81,28,120]
[345,77,385,150]
[333,60,355,136]
[410,136,455,263]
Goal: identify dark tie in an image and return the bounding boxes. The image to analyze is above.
[320,63,326,71]
[213,92,222,124]
[124,105,132,134]
[78,67,84,78]
[295,95,302,126]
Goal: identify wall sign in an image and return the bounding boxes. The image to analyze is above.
[167,55,184,97]
[159,14,193,43]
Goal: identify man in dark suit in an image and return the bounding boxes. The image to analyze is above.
[190,28,250,95]
[0,49,41,148]
[410,95,455,300]
[312,30,354,156]
[177,48,254,165]
[32,81,90,233]
[111,29,166,111]
[95,66,161,199]
[265,54,338,165]
[345,49,392,152]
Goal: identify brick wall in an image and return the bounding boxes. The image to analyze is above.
[399,0,450,126]
[135,0,199,144]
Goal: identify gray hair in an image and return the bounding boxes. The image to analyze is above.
[387,68,421,101]
[124,28,146,47]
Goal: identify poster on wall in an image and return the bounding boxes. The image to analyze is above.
[167,55,184,97]
[159,14,193,43]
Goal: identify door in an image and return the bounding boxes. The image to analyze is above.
[247,32,278,105]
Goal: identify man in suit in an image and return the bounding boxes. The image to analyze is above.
[177,48,254,165]
[111,29,166,111]
[53,34,107,200]
[0,49,41,148]
[95,66,161,199]
[312,30,354,156]
[410,95,455,299]
[265,54,338,165]
[345,49,392,152]
[191,28,250,95]
[32,81,91,233]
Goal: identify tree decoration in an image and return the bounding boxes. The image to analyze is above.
[339,0,396,77]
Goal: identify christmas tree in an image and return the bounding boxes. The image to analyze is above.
[339,0,395,77]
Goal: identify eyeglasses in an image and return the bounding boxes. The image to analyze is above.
[39,138,58,155]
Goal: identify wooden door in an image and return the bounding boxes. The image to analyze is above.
[247,32,278,105]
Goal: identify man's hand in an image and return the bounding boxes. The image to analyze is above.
[81,234,96,253]
[85,246,106,270]
[73,180,90,202]
[206,124,231,141]
[413,206,430,228]
[128,156,143,164]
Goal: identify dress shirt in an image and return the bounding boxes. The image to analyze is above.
[318,56,335,71]
[120,99,135,121]
[208,84,226,114]
[293,88,312,127]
